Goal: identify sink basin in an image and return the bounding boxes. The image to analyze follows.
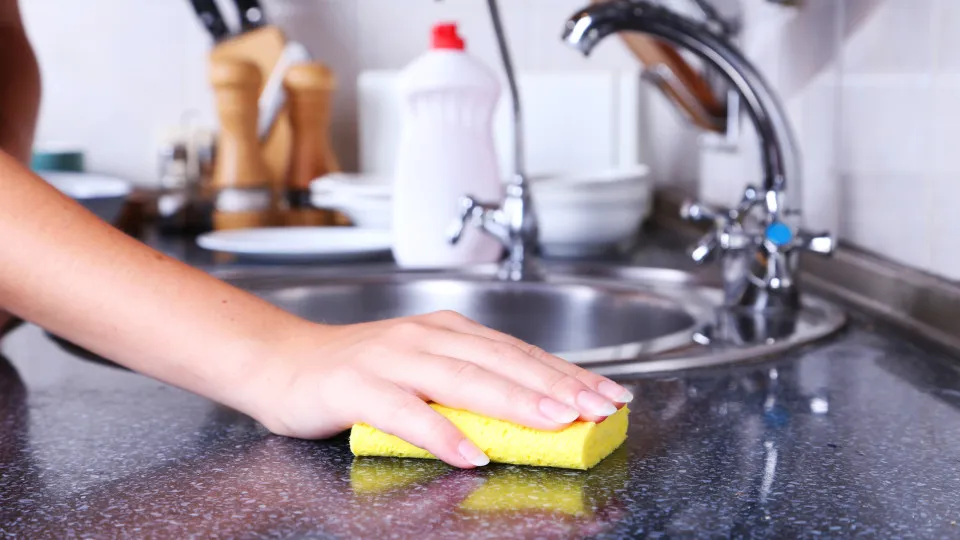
[46,263,846,376]
[215,263,846,375]
[222,270,714,363]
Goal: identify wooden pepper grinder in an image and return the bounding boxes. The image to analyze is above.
[209,58,275,230]
[282,62,342,226]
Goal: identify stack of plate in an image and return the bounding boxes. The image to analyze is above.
[309,165,652,258]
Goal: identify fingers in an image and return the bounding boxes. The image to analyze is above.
[509,338,634,405]
[391,353,583,430]
[530,348,635,405]
[426,310,635,406]
[359,381,490,469]
[419,330,616,423]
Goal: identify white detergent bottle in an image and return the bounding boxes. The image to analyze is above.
[392,22,504,268]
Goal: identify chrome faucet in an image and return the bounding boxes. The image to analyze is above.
[562,0,834,312]
[447,0,543,282]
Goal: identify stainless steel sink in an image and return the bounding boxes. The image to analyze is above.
[215,263,846,376]
[223,272,712,363]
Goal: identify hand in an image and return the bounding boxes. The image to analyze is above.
[252,310,634,469]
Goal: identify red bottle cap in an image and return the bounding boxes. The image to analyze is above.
[432,23,465,50]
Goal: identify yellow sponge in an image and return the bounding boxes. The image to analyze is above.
[350,404,629,470]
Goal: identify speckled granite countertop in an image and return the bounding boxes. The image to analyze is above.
[1,231,960,538]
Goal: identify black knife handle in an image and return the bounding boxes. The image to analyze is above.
[189,0,230,41]
[233,0,267,31]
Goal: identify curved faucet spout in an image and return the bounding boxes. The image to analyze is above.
[563,0,799,215]
[563,1,836,313]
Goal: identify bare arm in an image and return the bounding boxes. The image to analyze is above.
[0,0,40,331]
[0,6,632,468]
[0,152,305,413]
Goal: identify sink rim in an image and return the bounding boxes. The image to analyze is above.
[208,262,847,376]
[44,262,846,377]
[219,268,718,363]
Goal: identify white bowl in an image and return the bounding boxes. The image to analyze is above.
[40,171,132,224]
[530,165,650,202]
[311,172,391,200]
[310,173,390,229]
[534,195,651,257]
[308,166,652,256]
[334,198,392,230]
[531,166,652,256]
[310,172,392,228]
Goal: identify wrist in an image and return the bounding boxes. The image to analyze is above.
[233,319,331,434]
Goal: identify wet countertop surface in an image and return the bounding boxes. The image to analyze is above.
[2,232,960,538]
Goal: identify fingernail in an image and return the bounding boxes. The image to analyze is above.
[599,380,634,404]
[458,440,490,467]
[539,397,580,424]
[577,391,618,417]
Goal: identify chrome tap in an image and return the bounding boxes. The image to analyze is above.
[447,0,543,282]
[562,0,834,311]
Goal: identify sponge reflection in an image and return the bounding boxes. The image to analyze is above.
[460,446,629,517]
[349,446,629,522]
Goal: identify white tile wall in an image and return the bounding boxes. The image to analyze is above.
[842,0,936,75]
[700,0,960,279]
[17,0,960,280]
[20,0,647,183]
[21,0,215,184]
[835,0,945,274]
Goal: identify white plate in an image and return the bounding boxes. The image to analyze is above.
[196,227,392,262]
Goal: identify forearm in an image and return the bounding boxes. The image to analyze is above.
[0,152,308,417]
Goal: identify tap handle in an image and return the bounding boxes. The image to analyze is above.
[720,227,756,251]
[689,227,757,263]
[736,185,761,214]
[690,231,719,263]
[794,229,836,256]
[682,186,759,225]
[759,220,836,258]
[448,196,482,245]
[680,200,721,223]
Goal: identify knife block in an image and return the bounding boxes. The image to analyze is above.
[282,62,342,226]
[209,58,274,230]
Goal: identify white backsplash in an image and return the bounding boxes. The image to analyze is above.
[356,70,646,179]
[18,0,960,280]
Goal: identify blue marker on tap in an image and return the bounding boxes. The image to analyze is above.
[765,221,793,247]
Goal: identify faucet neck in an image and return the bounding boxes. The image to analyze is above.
[564,0,800,208]
[563,1,836,313]
[448,0,543,281]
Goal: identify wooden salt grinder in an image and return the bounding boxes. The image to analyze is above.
[209,58,275,230]
[283,62,342,226]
